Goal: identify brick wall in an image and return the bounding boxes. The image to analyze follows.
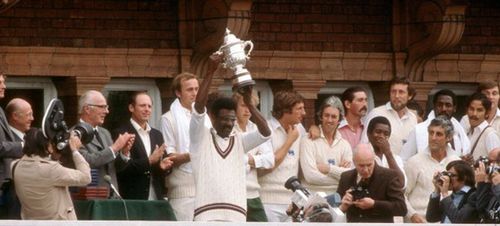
[0,0,178,48]
[451,1,500,54]
[248,0,392,52]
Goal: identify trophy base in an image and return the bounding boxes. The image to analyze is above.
[232,72,255,92]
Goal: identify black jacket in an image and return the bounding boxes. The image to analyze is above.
[426,187,480,223]
[114,121,167,200]
[336,164,407,222]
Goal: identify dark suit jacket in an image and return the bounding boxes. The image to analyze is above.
[425,187,480,223]
[0,108,23,183]
[114,121,166,200]
[475,182,499,223]
[336,164,407,222]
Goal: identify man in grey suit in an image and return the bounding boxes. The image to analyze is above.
[78,90,135,192]
[0,73,24,218]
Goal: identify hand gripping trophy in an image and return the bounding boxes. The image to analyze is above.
[214,28,255,92]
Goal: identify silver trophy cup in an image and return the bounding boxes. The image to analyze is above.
[215,28,255,91]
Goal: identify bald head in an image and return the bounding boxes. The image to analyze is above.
[79,90,109,127]
[6,98,33,132]
[353,143,376,179]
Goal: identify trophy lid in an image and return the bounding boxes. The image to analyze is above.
[223,28,241,45]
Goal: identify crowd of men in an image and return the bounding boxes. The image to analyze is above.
[1,61,500,223]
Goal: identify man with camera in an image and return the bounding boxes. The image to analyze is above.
[474,148,500,222]
[13,128,91,219]
[337,143,407,222]
[404,116,461,223]
[78,90,135,193]
[0,73,24,219]
[426,160,480,223]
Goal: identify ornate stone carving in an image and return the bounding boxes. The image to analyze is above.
[403,0,468,81]
[178,0,252,78]
[0,0,20,14]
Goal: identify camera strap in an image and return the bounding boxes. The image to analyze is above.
[469,125,491,156]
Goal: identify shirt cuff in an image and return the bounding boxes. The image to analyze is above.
[120,152,130,162]
[108,146,116,158]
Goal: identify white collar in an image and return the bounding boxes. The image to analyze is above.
[384,102,413,119]
[130,118,151,132]
[8,125,24,140]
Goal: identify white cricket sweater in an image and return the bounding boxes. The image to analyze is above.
[190,107,270,222]
[259,117,306,205]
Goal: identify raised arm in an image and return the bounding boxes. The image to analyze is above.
[194,56,220,114]
[241,86,271,137]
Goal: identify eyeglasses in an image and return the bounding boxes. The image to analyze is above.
[87,104,109,110]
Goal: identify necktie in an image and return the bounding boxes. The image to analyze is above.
[93,129,110,176]
[94,129,104,147]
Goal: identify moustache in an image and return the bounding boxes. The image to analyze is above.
[469,116,480,121]
[360,107,367,112]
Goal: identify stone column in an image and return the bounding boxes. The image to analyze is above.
[292,80,326,129]
[411,81,437,114]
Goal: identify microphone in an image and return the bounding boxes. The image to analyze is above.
[103,175,122,199]
[104,175,129,220]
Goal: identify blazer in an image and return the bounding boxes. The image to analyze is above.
[79,126,126,189]
[0,108,23,184]
[337,164,407,222]
[114,121,166,200]
[13,152,91,220]
[426,187,480,223]
[475,182,500,223]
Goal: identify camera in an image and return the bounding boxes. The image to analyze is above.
[350,185,370,201]
[284,176,345,222]
[42,99,94,167]
[434,171,453,185]
[474,156,491,168]
[474,156,500,175]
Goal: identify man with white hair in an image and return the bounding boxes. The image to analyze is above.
[337,143,407,222]
[78,90,135,190]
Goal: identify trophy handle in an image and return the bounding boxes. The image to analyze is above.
[243,41,254,58]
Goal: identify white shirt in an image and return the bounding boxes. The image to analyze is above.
[8,125,24,141]
[467,120,500,153]
[400,111,470,161]
[236,121,274,171]
[129,118,156,200]
[371,143,407,188]
[361,102,417,155]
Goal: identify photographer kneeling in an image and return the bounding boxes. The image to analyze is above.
[12,128,91,220]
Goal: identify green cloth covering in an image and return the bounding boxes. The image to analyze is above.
[246,197,268,222]
[74,199,177,221]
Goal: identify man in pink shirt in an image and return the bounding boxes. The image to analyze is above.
[338,87,368,149]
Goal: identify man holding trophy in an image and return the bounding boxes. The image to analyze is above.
[189,29,271,222]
